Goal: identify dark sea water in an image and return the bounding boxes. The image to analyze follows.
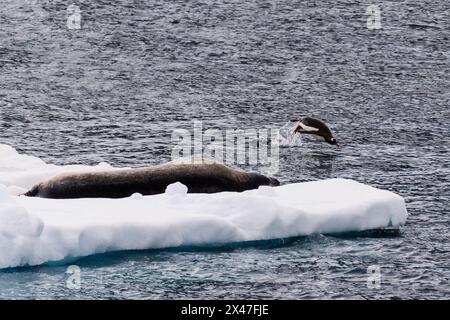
[0,0,449,299]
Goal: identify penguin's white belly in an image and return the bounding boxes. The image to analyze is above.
[297,123,324,141]
[299,123,319,132]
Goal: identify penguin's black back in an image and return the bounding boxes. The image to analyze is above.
[301,117,333,137]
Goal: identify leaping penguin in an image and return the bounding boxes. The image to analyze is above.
[292,117,339,147]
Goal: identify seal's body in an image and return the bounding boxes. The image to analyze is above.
[24,163,280,199]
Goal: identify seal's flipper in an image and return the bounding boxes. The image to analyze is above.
[24,185,39,197]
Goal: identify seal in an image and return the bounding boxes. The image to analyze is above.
[24,163,280,199]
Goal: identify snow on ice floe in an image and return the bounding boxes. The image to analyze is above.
[0,144,408,268]
[0,144,118,194]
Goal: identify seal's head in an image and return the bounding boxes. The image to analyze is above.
[268,177,280,186]
[247,172,280,189]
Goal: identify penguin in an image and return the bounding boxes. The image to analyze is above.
[292,117,339,147]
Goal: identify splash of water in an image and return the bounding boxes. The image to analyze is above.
[278,122,303,147]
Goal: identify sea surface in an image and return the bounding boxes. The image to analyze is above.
[0,0,449,299]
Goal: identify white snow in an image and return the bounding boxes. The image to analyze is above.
[0,144,408,268]
[165,181,188,197]
[0,144,118,192]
